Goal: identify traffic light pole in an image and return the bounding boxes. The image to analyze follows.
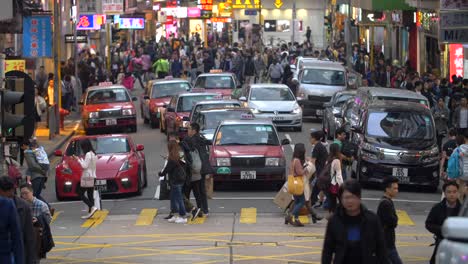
[0,54,5,175]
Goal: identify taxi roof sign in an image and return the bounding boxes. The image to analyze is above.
[99,82,113,86]
[240,113,254,120]
[209,69,223,73]
[164,76,174,80]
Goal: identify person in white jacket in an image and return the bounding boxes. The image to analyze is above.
[73,139,98,219]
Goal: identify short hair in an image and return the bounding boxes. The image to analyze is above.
[190,122,200,133]
[0,177,15,191]
[449,128,457,137]
[383,177,399,191]
[414,81,423,87]
[338,179,362,199]
[463,79,468,86]
[310,130,324,141]
[19,183,33,192]
[335,127,346,137]
[464,129,468,139]
[443,181,459,192]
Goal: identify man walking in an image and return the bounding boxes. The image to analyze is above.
[377,177,402,264]
[426,182,462,264]
[20,184,52,225]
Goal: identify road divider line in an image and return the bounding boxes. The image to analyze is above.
[135,209,158,226]
[396,210,415,226]
[51,211,62,224]
[81,210,109,228]
[240,208,257,224]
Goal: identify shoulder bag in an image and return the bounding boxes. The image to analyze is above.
[80,171,95,188]
[287,159,304,196]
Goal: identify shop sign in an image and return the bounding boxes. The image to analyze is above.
[198,0,213,11]
[76,14,106,30]
[274,0,283,9]
[210,17,230,23]
[440,28,468,43]
[161,7,187,18]
[188,7,201,18]
[102,0,123,14]
[245,10,257,16]
[232,0,262,9]
[440,11,468,29]
[450,44,464,77]
[4,60,25,73]
[440,0,468,10]
[118,18,145,29]
[22,16,52,58]
[166,16,174,24]
[200,10,213,19]
[64,34,88,43]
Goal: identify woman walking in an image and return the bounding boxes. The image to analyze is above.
[159,141,188,224]
[74,139,98,219]
[285,143,307,227]
[326,143,344,215]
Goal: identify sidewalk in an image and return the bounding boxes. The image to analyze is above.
[35,111,81,157]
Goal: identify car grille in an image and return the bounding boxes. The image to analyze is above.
[261,111,292,114]
[99,109,121,118]
[100,180,119,194]
[273,120,293,124]
[308,95,332,102]
[231,157,265,167]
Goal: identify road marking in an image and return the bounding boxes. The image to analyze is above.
[240,208,257,224]
[189,216,207,224]
[396,210,415,226]
[298,215,310,224]
[285,134,294,151]
[81,210,109,228]
[135,208,158,226]
[51,211,62,224]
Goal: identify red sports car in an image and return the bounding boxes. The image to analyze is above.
[54,134,147,200]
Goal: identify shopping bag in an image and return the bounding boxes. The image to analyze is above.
[205,175,214,199]
[93,190,101,210]
[273,182,293,209]
[155,176,170,200]
[287,175,304,195]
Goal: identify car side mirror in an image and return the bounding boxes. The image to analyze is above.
[143,95,150,100]
[54,150,63,156]
[281,138,290,145]
[136,144,144,151]
[167,107,175,112]
[239,96,247,102]
[132,97,138,101]
[182,116,190,121]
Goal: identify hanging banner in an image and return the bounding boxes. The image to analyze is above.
[450,44,464,77]
[22,16,52,58]
[4,60,26,73]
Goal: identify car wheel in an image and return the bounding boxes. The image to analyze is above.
[160,119,166,133]
[55,181,65,201]
[143,162,148,188]
[136,167,143,196]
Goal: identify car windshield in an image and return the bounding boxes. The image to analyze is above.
[301,69,345,86]
[86,88,130,105]
[366,111,435,140]
[177,95,217,112]
[215,124,279,146]
[375,96,429,107]
[335,94,354,107]
[66,137,130,156]
[152,82,190,98]
[250,87,295,101]
[195,76,235,89]
[198,111,252,130]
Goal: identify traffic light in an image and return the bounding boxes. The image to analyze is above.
[2,79,25,136]
[324,15,331,29]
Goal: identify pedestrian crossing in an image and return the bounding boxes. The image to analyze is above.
[51,207,418,228]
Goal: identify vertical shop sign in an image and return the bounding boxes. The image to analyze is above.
[23,16,52,58]
[450,44,464,77]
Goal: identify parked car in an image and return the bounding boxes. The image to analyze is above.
[322,90,356,139]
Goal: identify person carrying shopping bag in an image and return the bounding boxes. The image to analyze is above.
[285,143,307,227]
[72,139,98,219]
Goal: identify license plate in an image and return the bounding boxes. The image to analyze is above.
[105,119,117,125]
[240,171,256,180]
[272,116,284,121]
[95,180,107,191]
[96,180,107,185]
[223,96,231,99]
[316,109,323,116]
[392,168,409,183]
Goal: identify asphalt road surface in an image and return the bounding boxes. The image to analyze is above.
[42,89,437,264]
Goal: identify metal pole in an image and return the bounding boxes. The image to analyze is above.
[53,0,61,132]
[0,52,5,174]
[345,0,352,70]
[74,0,79,78]
[292,0,296,43]
[106,22,111,74]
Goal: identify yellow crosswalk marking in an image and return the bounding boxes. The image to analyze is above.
[51,211,62,224]
[240,208,257,224]
[298,215,310,224]
[81,210,109,228]
[189,216,207,224]
[396,210,415,226]
[135,209,158,226]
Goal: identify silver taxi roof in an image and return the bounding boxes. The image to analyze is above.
[197,72,235,77]
[219,119,274,126]
[176,92,219,98]
[250,83,290,89]
[358,87,428,100]
[301,61,346,71]
[194,99,241,105]
[151,78,191,84]
[87,85,128,91]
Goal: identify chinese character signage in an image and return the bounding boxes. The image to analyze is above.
[4,60,26,73]
[22,16,52,58]
[118,18,145,29]
[77,14,106,30]
[198,0,213,10]
[450,44,464,77]
[188,7,201,18]
[103,0,124,14]
[232,0,261,9]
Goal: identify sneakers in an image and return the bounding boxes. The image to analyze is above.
[81,206,98,219]
[168,216,177,223]
[175,216,187,224]
[164,214,174,220]
[191,208,201,221]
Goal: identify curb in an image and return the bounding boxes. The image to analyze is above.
[46,121,80,158]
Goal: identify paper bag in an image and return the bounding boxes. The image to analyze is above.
[205,175,214,199]
[273,182,293,210]
[93,190,101,210]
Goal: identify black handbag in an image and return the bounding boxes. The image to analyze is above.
[156,175,171,200]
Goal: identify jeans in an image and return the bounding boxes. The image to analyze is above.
[31,177,49,208]
[170,184,186,216]
[184,180,203,210]
[388,248,403,264]
[200,175,209,214]
[77,185,94,210]
[291,195,305,219]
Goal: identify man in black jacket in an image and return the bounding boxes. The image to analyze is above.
[0,176,36,264]
[426,181,462,264]
[377,177,402,264]
[322,180,388,264]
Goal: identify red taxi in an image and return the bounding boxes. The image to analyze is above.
[141,78,191,129]
[193,71,241,99]
[163,92,219,140]
[54,135,147,200]
[209,119,290,187]
[80,85,138,135]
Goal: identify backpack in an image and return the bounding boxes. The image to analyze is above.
[447,147,463,179]
[316,162,332,191]
[190,148,202,175]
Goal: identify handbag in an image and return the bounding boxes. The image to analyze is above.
[80,172,95,188]
[329,169,339,195]
[156,176,171,200]
[7,158,22,186]
[287,159,304,196]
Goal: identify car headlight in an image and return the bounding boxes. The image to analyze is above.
[216,158,231,167]
[122,108,135,116]
[89,112,99,118]
[362,142,378,153]
[332,108,340,115]
[182,121,190,128]
[361,143,380,160]
[119,160,133,171]
[265,157,280,166]
[251,108,261,114]
[292,106,302,114]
